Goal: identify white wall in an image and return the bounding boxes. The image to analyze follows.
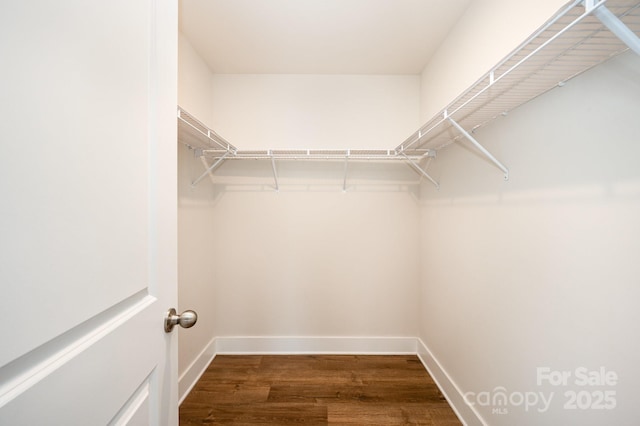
[202,73,422,341]
[178,32,213,123]
[419,0,567,122]
[419,51,640,425]
[203,80,423,340]
[177,30,217,390]
[206,169,421,340]
[210,74,420,149]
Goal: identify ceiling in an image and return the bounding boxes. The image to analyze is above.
[178,0,473,74]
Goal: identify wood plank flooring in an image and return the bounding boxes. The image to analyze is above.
[180,355,461,425]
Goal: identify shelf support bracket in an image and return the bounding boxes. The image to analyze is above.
[270,151,279,192]
[585,2,640,56]
[192,151,230,187]
[401,153,439,189]
[446,115,509,180]
[342,150,349,192]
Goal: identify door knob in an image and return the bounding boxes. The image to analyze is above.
[164,308,198,332]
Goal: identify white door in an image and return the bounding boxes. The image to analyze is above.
[0,1,178,425]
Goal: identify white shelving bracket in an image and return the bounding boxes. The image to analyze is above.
[270,151,279,192]
[584,0,640,56]
[192,151,230,187]
[401,152,439,190]
[446,115,509,181]
[342,150,350,192]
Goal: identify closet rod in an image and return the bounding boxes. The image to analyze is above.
[198,152,430,161]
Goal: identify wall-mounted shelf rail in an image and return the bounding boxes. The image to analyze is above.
[178,107,438,189]
[178,108,238,154]
[178,0,640,189]
[398,0,640,176]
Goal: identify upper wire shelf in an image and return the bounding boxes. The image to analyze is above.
[177,108,431,162]
[177,107,237,153]
[397,0,640,157]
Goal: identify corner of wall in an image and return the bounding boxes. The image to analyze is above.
[417,339,486,426]
[178,336,217,405]
[178,31,214,124]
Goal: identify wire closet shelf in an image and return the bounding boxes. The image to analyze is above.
[178,0,640,187]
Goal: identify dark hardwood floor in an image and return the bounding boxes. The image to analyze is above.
[180,355,461,425]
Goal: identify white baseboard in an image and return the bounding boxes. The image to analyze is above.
[416,338,486,426]
[178,336,216,405]
[215,336,418,355]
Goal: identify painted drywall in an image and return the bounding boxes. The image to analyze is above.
[210,74,420,149]
[177,143,220,393]
[205,167,422,339]
[419,51,640,425]
[178,31,213,124]
[419,0,567,122]
[203,72,423,339]
[177,31,217,384]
